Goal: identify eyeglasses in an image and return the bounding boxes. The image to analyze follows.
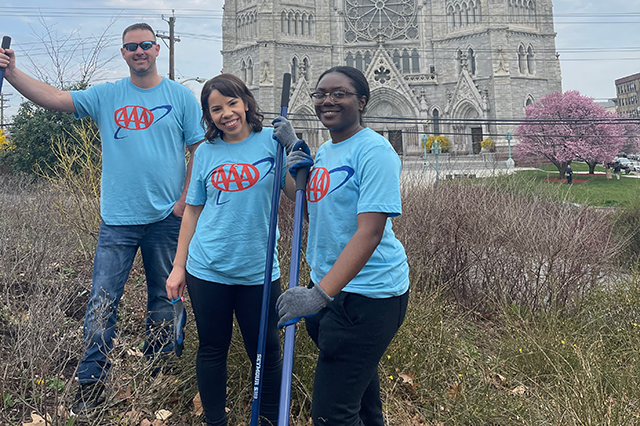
[122,41,156,52]
[310,89,359,104]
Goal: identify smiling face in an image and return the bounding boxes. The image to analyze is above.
[207,89,253,143]
[120,28,159,77]
[314,72,366,143]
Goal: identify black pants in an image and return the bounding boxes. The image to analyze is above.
[187,272,282,426]
[305,287,409,426]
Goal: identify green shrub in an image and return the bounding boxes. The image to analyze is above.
[612,189,640,266]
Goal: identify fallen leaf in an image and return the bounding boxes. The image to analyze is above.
[140,420,153,426]
[114,385,131,401]
[510,384,527,395]
[57,404,69,418]
[399,372,414,384]
[447,382,463,400]
[22,412,51,426]
[193,392,204,416]
[120,409,143,425]
[155,409,172,421]
[127,347,144,357]
[152,420,165,426]
[487,373,507,388]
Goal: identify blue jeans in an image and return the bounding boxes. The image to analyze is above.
[77,214,181,384]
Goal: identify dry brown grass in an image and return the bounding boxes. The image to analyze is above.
[0,168,634,425]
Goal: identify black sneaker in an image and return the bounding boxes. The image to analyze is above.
[70,382,106,417]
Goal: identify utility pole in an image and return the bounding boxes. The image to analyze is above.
[156,11,180,80]
[0,93,12,129]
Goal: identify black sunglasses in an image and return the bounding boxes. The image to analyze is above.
[122,41,156,52]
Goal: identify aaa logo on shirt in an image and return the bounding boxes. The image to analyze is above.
[307,166,355,203]
[212,163,260,192]
[113,105,172,139]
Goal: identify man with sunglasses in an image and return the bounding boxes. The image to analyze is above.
[0,23,204,416]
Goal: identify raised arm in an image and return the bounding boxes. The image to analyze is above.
[0,48,75,113]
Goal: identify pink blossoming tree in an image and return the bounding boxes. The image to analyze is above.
[515,91,638,177]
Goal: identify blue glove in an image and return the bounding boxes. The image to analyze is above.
[286,140,313,180]
[276,284,332,328]
[272,116,298,154]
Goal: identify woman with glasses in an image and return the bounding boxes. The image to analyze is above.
[166,73,296,425]
[275,66,410,425]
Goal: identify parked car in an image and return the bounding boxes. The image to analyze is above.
[629,161,640,172]
[616,158,633,173]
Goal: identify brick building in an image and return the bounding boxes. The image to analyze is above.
[615,72,640,118]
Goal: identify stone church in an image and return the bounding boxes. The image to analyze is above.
[221,0,562,155]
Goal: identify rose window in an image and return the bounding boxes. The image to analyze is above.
[344,0,418,43]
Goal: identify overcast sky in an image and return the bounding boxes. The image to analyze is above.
[1,0,639,121]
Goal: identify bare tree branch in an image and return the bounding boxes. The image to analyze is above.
[21,14,119,89]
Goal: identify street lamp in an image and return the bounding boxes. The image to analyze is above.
[505,130,514,169]
[421,134,428,162]
[432,137,442,183]
[179,77,206,85]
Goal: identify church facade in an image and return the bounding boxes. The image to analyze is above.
[221,0,562,154]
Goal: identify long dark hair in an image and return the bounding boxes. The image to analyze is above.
[315,66,370,126]
[200,73,263,142]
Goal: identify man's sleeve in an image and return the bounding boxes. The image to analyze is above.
[183,92,205,146]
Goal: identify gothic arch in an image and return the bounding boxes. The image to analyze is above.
[247,57,254,86]
[447,0,481,30]
[291,105,321,148]
[466,44,477,75]
[450,99,485,154]
[518,43,526,74]
[430,106,443,135]
[367,87,416,121]
[526,44,535,74]
[367,87,418,154]
[524,94,535,108]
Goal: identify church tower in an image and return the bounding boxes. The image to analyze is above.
[222,0,562,154]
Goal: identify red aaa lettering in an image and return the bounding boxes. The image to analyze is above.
[307,167,330,203]
[212,163,260,192]
[114,105,154,130]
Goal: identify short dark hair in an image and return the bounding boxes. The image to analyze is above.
[200,73,264,142]
[122,23,156,43]
[315,66,370,125]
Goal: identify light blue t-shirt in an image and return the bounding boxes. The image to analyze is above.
[186,128,287,285]
[306,127,409,298]
[71,77,204,225]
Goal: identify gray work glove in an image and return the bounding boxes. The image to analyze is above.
[272,116,298,154]
[286,140,313,180]
[276,284,332,328]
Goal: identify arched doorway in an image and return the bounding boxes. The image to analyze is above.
[289,106,322,150]
[366,88,417,155]
[451,101,484,154]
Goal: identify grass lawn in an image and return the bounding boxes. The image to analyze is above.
[514,162,640,207]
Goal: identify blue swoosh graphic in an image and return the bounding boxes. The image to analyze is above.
[150,105,172,122]
[327,166,355,195]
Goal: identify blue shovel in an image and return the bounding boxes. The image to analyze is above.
[250,72,292,426]
[0,36,12,94]
[278,139,310,425]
